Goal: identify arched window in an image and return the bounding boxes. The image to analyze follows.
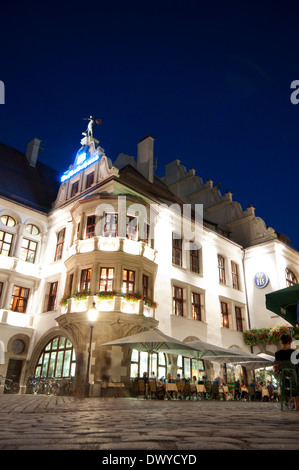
[130,349,166,380]
[26,224,40,236]
[177,355,205,380]
[1,215,16,227]
[35,336,76,378]
[286,268,298,287]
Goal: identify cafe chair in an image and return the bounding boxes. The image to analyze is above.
[247,386,256,401]
[211,384,220,400]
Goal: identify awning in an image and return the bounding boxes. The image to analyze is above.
[265,284,299,328]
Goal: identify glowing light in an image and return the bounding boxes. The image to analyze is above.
[61,154,100,182]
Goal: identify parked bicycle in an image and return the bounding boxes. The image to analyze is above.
[0,374,19,394]
[27,376,75,396]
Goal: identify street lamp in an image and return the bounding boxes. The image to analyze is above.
[85,301,98,397]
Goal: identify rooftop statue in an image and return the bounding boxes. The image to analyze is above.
[82,116,102,138]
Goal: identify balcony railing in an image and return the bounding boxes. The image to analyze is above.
[67,236,157,262]
[60,293,156,319]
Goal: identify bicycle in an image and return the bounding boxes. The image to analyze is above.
[0,374,19,394]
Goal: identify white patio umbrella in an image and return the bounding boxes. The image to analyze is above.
[157,338,245,359]
[102,328,197,352]
[202,347,274,367]
[102,328,197,375]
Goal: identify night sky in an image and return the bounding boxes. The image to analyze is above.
[1,1,299,248]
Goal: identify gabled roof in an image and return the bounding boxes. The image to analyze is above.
[0,142,60,213]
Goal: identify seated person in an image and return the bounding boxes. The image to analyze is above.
[164,373,174,383]
[227,378,235,399]
[213,376,221,386]
[240,380,249,400]
[274,333,299,410]
[234,379,241,400]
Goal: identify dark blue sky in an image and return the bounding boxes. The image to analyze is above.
[1,1,299,248]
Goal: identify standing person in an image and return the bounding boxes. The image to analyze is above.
[100,352,111,398]
[274,334,299,410]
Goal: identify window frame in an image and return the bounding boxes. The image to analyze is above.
[191,292,202,321]
[54,228,65,261]
[126,216,138,241]
[218,255,226,284]
[0,230,13,256]
[99,267,115,291]
[47,281,58,312]
[103,213,118,237]
[20,238,37,263]
[123,269,135,293]
[231,261,239,290]
[86,215,96,239]
[220,301,229,328]
[286,268,298,287]
[80,268,92,291]
[35,336,76,379]
[235,306,243,332]
[190,249,200,273]
[85,172,95,189]
[173,285,183,317]
[70,180,79,198]
[10,285,30,313]
[172,237,182,267]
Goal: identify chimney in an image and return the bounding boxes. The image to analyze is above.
[26,138,42,167]
[137,135,154,183]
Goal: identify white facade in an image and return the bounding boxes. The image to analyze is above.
[0,133,298,394]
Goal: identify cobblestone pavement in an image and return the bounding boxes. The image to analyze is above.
[0,395,298,451]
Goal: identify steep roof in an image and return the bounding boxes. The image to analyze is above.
[0,142,60,213]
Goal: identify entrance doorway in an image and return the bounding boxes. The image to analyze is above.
[4,359,22,393]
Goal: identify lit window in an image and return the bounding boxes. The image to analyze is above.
[123,269,135,293]
[26,224,40,236]
[192,292,202,321]
[173,286,183,316]
[20,238,37,263]
[231,261,239,290]
[1,215,16,227]
[0,230,13,256]
[35,336,76,378]
[99,268,115,291]
[177,356,205,381]
[130,349,166,379]
[286,268,298,287]
[80,268,92,291]
[218,255,226,284]
[172,237,182,267]
[221,301,229,328]
[54,228,65,261]
[103,213,118,237]
[10,286,29,313]
[86,215,96,239]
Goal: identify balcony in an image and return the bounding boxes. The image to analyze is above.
[60,293,156,319]
[67,236,157,263]
[0,309,34,328]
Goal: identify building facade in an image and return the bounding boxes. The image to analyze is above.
[0,131,298,395]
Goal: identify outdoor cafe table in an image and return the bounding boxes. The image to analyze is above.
[164,383,178,399]
[262,388,270,398]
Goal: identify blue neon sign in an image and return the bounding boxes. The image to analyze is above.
[60,153,100,182]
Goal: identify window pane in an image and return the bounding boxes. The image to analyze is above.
[139,351,148,376]
[62,350,71,377]
[130,363,139,379]
[56,351,64,377]
[131,349,139,362]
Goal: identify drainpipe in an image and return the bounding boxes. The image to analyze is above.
[242,249,255,381]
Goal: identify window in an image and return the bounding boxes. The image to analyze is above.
[35,336,76,378]
[172,237,182,267]
[190,249,199,273]
[0,281,3,300]
[130,349,166,379]
[0,230,13,256]
[71,181,79,198]
[173,286,183,316]
[20,238,37,263]
[177,355,205,381]
[47,282,58,311]
[1,215,16,227]
[192,292,202,321]
[218,255,226,284]
[231,261,239,290]
[26,224,40,236]
[221,301,229,328]
[142,274,149,297]
[286,268,298,287]
[143,222,150,245]
[54,228,65,261]
[126,216,138,241]
[123,269,135,293]
[80,268,92,291]
[103,213,118,237]
[10,286,29,313]
[86,215,96,239]
[76,222,80,240]
[68,273,74,295]
[85,172,94,189]
[99,268,114,291]
[235,306,243,332]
